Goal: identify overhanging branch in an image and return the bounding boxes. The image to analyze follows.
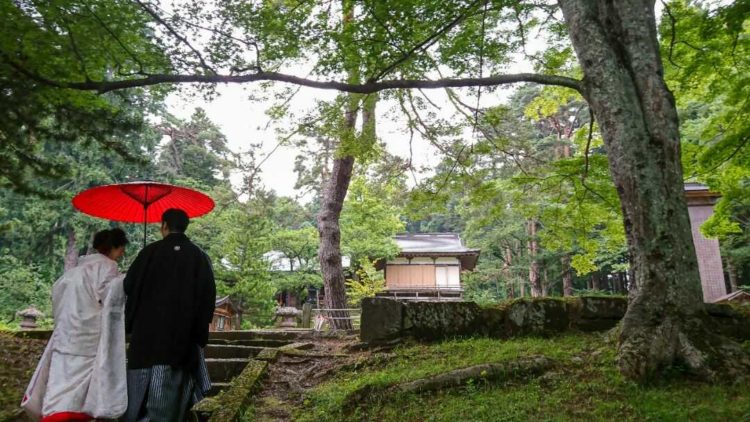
[8,62,582,94]
[2,47,581,93]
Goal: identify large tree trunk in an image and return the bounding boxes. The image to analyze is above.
[562,255,574,296]
[318,155,355,330]
[315,0,360,330]
[527,219,542,297]
[503,247,514,298]
[591,272,601,291]
[726,259,739,293]
[560,0,749,381]
[64,226,78,271]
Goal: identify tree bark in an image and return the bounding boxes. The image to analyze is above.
[560,0,750,381]
[562,255,574,296]
[527,219,542,297]
[591,272,601,291]
[726,259,739,293]
[315,0,360,330]
[503,247,514,298]
[317,154,355,330]
[64,226,78,271]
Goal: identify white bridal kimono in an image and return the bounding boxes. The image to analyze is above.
[21,253,128,420]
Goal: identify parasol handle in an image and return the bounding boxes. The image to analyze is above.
[142,184,149,249]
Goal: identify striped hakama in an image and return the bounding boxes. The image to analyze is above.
[123,348,210,422]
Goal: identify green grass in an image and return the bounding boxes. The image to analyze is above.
[294,333,750,421]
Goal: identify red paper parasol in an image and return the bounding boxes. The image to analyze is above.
[72,181,214,247]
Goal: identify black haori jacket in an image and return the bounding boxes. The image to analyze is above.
[124,233,216,370]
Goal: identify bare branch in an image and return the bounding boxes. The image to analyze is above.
[133,0,216,74]
[660,0,683,69]
[368,0,487,82]
[582,108,594,181]
[85,6,150,75]
[6,57,582,94]
[174,15,264,71]
[62,21,91,81]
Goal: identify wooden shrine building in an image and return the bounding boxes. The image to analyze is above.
[210,296,239,331]
[375,233,480,300]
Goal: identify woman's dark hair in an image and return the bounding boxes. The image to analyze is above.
[93,228,129,254]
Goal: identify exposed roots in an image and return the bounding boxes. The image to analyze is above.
[618,316,750,383]
[343,355,555,412]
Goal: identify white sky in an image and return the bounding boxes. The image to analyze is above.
[162,2,670,202]
[157,0,567,202]
[164,65,533,201]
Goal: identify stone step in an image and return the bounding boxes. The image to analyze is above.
[208,329,314,342]
[207,338,295,348]
[205,358,250,383]
[193,360,269,421]
[205,344,264,359]
[206,381,231,397]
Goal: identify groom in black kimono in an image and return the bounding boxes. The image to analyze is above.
[123,208,216,421]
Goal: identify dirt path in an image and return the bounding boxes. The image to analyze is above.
[251,337,364,421]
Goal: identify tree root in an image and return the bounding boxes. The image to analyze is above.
[618,315,750,383]
[343,355,555,411]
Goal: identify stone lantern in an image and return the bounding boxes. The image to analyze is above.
[275,306,302,328]
[17,306,44,330]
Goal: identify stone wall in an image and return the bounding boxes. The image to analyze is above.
[360,296,749,344]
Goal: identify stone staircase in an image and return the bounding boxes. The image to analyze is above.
[194,329,316,420]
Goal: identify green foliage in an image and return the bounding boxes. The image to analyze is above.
[0,1,167,194]
[660,1,750,279]
[340,176,404,266]
[0,254,49,321]
[157,108,236,189]
[0,109,161,320]
[345,259,386,306]
[406,83,624,300]
[190,194,277,327]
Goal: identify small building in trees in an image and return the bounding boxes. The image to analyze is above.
[263,250,348,308]
[210,296,239,332]
[375,233,480,300]
[685,183,727,302]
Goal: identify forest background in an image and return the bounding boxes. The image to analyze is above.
[1,0,749,330]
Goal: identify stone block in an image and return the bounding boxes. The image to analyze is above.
[205,358,250,383]
[478,306,508,338]
[579,296,627,319]
[193,359,268,422]
[403,301,482,340]
[255,348,280,362]
[204,345,264,359]
[360,297,405,343]
[506,298,570,336]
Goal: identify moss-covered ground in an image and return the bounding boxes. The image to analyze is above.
[279,332,750,421]
[0,331,47,420]
[5,328,750,421]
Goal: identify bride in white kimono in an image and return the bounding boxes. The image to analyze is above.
[22,228,130,421]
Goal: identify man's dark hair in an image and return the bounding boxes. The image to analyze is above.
[162,208,190,233]
[93,228,129,254]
